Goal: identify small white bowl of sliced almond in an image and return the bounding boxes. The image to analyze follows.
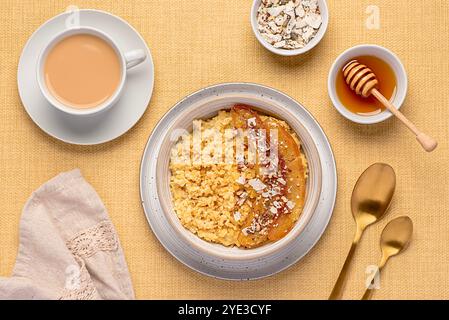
[251,0,329,56]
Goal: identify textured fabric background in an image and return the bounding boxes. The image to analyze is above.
[0,0,448,300]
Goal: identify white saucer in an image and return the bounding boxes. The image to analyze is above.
[17,9,154,145]
[140,83,337,280]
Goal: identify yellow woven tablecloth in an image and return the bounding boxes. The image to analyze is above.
[1,0,448,300]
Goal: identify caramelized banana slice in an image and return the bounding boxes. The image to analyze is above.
[232,105,268,247]
[263,119,307,241]
[231,105,307,247]
[237,201,269,248]
[231,104,265,129]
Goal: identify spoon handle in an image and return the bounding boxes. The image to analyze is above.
[361,286,375,300]
[329,240,360,300]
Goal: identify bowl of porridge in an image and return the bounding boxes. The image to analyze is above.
[169,105,309,249]
[140,83,337,279]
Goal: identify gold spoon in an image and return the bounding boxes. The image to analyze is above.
[329,163,396,300]
[343,60,437,152]
[361,216,413,300]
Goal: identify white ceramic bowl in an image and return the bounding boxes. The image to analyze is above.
[140,83,337,279]
[156,96,322,261]
[328,44,408,124]
[250,0,329,56]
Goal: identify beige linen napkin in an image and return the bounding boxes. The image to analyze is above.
[0,169,134,300]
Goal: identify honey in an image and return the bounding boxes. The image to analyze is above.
[336,55,397,116]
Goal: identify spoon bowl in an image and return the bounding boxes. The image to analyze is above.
[362,216,413,300]
[380,216,413,258]
[351,163,396,231]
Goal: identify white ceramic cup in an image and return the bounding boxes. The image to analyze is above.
[328,44,408,124]
[37,26,147,116]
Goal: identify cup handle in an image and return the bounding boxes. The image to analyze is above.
[124,49,146,69]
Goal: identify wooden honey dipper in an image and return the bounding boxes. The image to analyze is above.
[343,60,437,152]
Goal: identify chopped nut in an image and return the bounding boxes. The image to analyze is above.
[236,176,246,185]
[248,178,267,192]
[267,5,285,17]
[274,14,287,26]
[274,40,287,48]
[295,6,305,18]
[286,201,296,210]
[234,211,242,221]
[304,12,322,29]
[247,117,257,127]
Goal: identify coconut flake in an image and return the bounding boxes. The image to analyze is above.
[248,178,267,192]
[247,117,257,128]
[286,201,296,210]
[236,176,246,185]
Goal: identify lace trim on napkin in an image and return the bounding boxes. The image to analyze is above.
[66,220,118,259]
[60,220,118,299]
[60,258,98,300]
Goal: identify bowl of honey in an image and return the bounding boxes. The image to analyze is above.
[328,44,408,124]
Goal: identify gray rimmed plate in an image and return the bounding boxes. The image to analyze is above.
[140,83,337,280]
